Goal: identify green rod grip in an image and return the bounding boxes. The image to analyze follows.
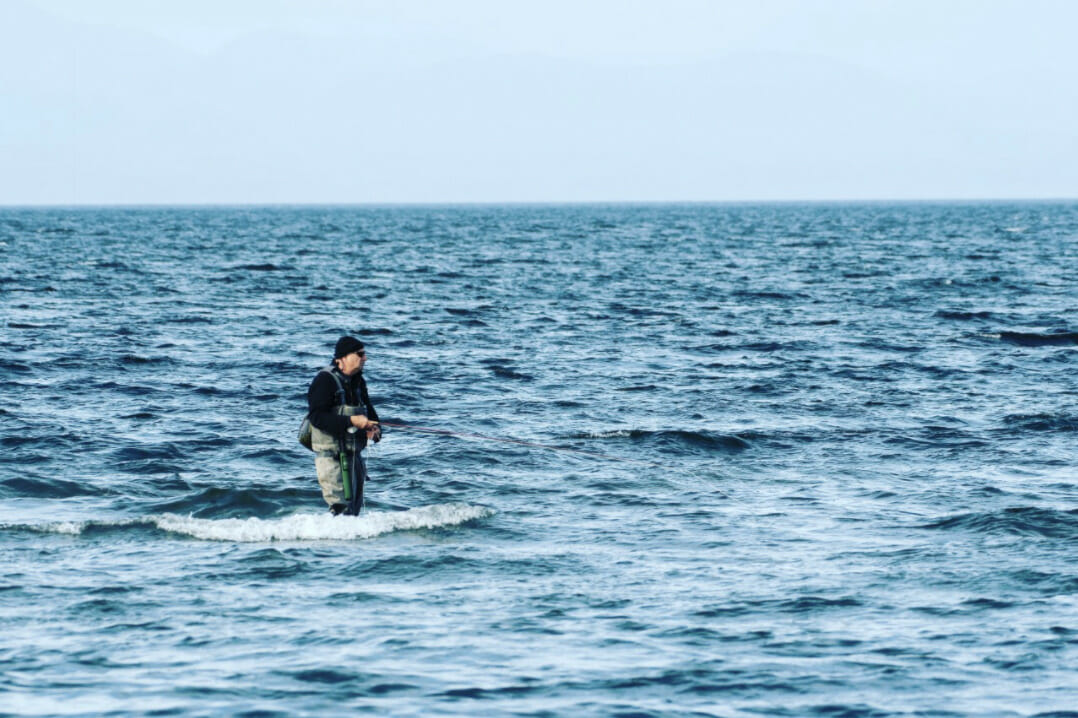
[340,453,352,501]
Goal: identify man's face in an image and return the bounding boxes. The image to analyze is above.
[338,349,366,376]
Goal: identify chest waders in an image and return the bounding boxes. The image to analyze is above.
[309,367,368,516]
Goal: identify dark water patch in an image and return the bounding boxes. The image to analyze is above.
[773,596,864,613]
[854,339,923,354]
[491,366,533,380]
[192,385,233,396]
[740,341,798,353]
[731,290,806,300]
[239,447,297,465]
[1000,331,1078,346]
[112,444,187,462]
[687,342,735,352]
[617,385,656,392]
[1002,413,1078,433]
[481,359,533,381]
[695,596,862,618]
[219,548,311,580]
[882,428,987,449]
[439,684,542,699]
[368,683,420,695]
[94,380,164,396]
[232,263,291,271]
[87,584,144,596]
[6,284,57,292]
[607,302,684,319]
[961,597,1015,610]
[150,486,296,518]
[0,358,34,373]
[1,475,102,498]
[291,669,358,685]
[711,428,817,449]
[69,598,128,615]
[1006,570,1078,595]
[802,704,891,718]
[920,507,1078,539]
[1,435,39,448]
[936,310,994,321]
[746,382,785,394]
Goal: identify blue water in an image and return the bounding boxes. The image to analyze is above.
[2,203,1077,717]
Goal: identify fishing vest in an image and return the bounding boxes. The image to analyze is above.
[309,366,368,454]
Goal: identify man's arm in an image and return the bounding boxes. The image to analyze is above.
[307,373,352,437]
[360,378,379,422]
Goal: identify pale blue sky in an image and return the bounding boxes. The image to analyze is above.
[2,0,1076,204]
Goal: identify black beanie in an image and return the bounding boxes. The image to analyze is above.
[333,336,365,359]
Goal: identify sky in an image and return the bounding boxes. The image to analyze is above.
[1,0,1076,204]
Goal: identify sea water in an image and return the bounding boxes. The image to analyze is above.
[1,203,1076,717]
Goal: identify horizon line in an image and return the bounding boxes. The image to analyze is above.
[2,196,1076,210]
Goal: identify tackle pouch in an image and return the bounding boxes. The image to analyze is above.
[298,414,313,450]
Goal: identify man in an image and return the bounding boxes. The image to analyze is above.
[307,336,380,515]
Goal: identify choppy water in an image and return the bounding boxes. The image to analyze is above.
[2,202,1077,717]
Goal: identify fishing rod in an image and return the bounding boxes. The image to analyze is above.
[372,421,662,468]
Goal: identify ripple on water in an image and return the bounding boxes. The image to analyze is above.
[2,203,1078,716]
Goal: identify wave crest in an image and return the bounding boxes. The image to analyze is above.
[6,504,492,543]
[156,504,492,541]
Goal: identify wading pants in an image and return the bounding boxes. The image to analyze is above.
[315,448,367,515]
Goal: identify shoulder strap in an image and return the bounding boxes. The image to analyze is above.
[320,366,348,406]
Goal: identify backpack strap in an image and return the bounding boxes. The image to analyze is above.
[320,366,348,407]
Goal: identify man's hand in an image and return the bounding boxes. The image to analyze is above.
[350,415,371,429]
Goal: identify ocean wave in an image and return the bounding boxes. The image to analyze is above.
[1003,413,1078,433]
[6,504,493,542]
[569,429,750,452]
[935,309,994,321]
[920,507,1078,539]
[1,475,102,499]
[1000,331,1078,346]
[576,430,634,439]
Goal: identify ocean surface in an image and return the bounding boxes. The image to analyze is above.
[1,202,1077,717]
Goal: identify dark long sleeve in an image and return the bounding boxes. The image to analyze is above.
[307,372,353,438]
[359,378,378,422]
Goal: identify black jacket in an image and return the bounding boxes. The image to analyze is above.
[307,368,379,444]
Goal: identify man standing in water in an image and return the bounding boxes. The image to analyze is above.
[308,336,380,515]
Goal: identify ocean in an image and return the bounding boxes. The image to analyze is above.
[1,202,1076,717]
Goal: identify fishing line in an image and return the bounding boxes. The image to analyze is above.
[375,421,663,468]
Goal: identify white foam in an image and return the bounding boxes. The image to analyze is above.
[153,503,492,542]
[48,521,91,535]
[583,430,632,439]
[0,518,141,535]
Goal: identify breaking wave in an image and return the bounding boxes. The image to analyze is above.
[7,504,493,542]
